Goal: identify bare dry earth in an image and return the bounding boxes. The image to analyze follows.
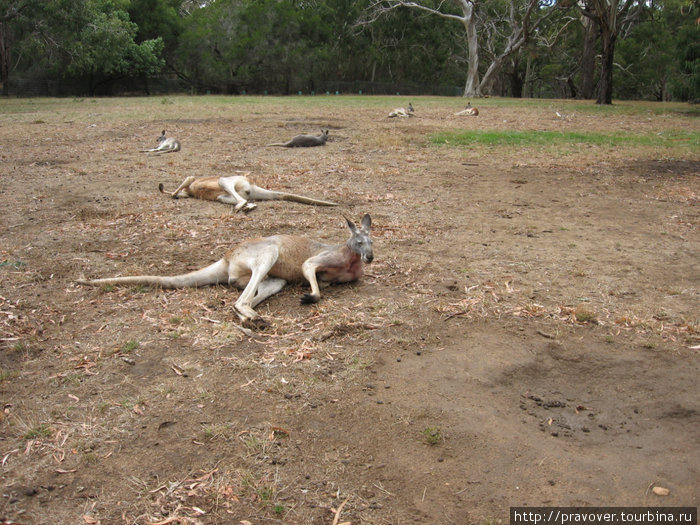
[0,97,698,525]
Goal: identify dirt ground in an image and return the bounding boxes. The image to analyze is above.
[0,96,698,525]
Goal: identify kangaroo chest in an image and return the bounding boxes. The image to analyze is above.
[317,252,363,283]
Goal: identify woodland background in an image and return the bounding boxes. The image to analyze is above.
[0,0,698,101]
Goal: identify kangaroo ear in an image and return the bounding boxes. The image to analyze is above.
[361,214,371,231]
[344,215,357,233]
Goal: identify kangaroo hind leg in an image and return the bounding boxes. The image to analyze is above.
[218,176,254,211]
[252,277,286,307]
[171,176,196,198]
[230,245,280,327]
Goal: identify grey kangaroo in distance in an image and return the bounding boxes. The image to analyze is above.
[387,102,414,118]
[141,130,181,154]
[159,174,338,212]
[455,102,479,116]
[77,214,374,328]
[268,130,329,147]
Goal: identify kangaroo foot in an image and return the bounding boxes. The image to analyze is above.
[300,293,320,305]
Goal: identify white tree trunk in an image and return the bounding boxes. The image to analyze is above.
[462,6,481,97]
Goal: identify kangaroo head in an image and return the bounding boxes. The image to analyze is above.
[345,214,373,264]
[408,103,414,112]
[157,130,167,143]
[321,129,329,141]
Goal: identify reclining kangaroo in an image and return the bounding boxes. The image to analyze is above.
[77,214,373,328]
[159,174,338,212]
[455,102,479,116]
[141,130,181,154]
[269,130,329,147]
[387,103,414,118]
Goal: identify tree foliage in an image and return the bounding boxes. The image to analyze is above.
[0,0,697,100]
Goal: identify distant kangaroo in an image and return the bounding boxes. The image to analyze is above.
[141,130,181,154]
[77,215,374,328]
[387,102,414,118]
[159,174,338,212]
[455,102,479,116]
[269,130,329,147]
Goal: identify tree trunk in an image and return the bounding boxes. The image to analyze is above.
[0,22,10,97]
[509,58,523,98]
[461,5,480,97]
[479,53,508,95]
[596,29,615,104]
[579,15,597,99]
[523,54,532,98]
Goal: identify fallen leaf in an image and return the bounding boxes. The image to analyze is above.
[652,486,670,496]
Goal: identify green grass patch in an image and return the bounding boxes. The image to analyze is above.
[430,129,699,149]
[0,368,19,382]
[24,423,53,440]
[0,260,27,270]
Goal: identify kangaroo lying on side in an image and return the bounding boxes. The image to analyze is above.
[141,130,181,154]
[455,102,479,116]
[77,215,373,328]
[387,102,414,118]
[159,174,338,212]
[269,130,329,147]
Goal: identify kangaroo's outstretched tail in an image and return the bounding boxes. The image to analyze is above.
[250,186,337,206]
[278,193,337,206]
[77,259,230,289]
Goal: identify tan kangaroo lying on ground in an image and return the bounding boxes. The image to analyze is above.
[387,102,414,118]
[455,102,479,116]
[77,214,374,328]
[268,130,329,147]
[141,130,181,154]
[158,174,338,212]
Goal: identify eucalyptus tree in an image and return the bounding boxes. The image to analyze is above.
[362,0,570,97]
[477,0,573,95]
[579,0,646,103]
[360,0,482,95]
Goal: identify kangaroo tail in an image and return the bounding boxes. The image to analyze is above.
[267,142,289,147]
[77,259,229,289]
[251,187,337,206]
[158,183,170,194]
[279,193,338,206]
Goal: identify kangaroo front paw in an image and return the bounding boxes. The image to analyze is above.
[300,293,319,305]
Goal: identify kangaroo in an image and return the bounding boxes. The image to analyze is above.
[455,102,479,116]
[158,174,338,212]
[141,130,181,154]
[77,214,373,328]
[268,130,329,147]
[387,102,414,118]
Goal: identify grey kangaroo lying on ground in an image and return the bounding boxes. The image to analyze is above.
[159,174,338,212]
[77,214,373,328]
[141,130,181,154]
[455,102,479,116]
[387,102,414,118]
[268,130,329,147]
